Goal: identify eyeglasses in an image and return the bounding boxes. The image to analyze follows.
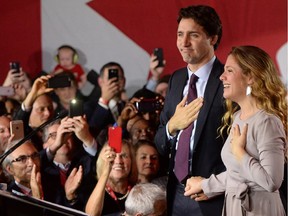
[47,132,57,140]
[11,152,40,164]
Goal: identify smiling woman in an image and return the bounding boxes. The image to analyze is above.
[85,139,136,216]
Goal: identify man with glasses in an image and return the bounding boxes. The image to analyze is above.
[40,116,97,210]
[2,140,43,199]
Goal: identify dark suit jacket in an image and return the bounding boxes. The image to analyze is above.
[40,147,97,211]
[155,58,227,216]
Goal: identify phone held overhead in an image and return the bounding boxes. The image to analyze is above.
[69,99,83,117]
[9,61,20,73]
[47,74,72,88]
[135,98,163,113]
[108,126,122,153]
[153,48,164,67]
[108,68,119,81]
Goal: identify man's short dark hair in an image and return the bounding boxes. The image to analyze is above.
[177,5,222,50]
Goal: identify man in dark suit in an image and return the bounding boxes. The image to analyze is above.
[85,62,127,131]
[41,116,97,211]
[154,5,227,216]
[2,140,43,199]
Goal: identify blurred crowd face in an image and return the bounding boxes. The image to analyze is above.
[6,142,40,187]
[109,143,132,181]
[58,48,75,69]
[54,83,77,107]
[29,94,54,128]
[0,116,11,154]
[136,144,160,182]
[155,82,168,98]
[130,119,155,145]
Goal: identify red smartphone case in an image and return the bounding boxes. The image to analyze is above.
[108,126,122,153]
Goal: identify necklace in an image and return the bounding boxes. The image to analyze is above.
[105,184,131,201]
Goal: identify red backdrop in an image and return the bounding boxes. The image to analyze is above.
[0,0,286,83]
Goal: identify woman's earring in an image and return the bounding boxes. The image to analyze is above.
[246,86,252,96]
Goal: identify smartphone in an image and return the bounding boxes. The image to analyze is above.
[10,120,24,141]
[47,74,71,88]
[108,69,119,81]
[9,62,20,73]
[0,86,15,96]
[69,99,83,117]
[135,98,163,113]
[153,48,164,67]
[108,126,122,153]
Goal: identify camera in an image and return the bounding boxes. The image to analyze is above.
[69,99,83,117]
[108,69,119,81]
[135,98,163,113]
[47,74,71,88]
[9,62,20,73]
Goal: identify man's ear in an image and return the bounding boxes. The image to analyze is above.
[5,164,14,175]
[98,77,103,87]
[210,35,218,46]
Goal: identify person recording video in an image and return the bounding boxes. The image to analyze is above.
[13,75,55,151]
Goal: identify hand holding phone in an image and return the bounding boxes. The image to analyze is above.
[9,62,20,74]
[69,99,83,117]
[153,48,164,68]
[108,126,122,153]
[10,120,24,141]
[108,69,119,81]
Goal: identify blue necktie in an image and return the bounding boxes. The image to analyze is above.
[174,74,198,182]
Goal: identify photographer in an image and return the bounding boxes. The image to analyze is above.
[41,116,97,210]
[13,75,54,151]
[49,71,86,115]
[86,62,127,134]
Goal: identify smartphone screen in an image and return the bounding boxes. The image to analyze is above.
[0,86,15,96]
[108,126,122,153]
[10,120,24,141]
[9,62,20,73]
[69,99,83,117]
[108,69,119,81]
[153,48,164,67]
[47,75,71,88]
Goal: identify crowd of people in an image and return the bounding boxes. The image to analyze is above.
[0,4,287,216]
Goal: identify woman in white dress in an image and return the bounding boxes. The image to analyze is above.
[184,45,287,216]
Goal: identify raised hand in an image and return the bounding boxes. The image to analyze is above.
[68,116,94,146]
[117,97,139,127]
[149,54,166,81]
[65,165,83,201]
[30,164,43,199]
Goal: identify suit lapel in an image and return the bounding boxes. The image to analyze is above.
[193,59,224,149]
[173,68,188,106]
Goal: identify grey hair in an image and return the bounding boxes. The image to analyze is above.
[1,140,23,180]
[125,183,166,216]
[42,119,61,143]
